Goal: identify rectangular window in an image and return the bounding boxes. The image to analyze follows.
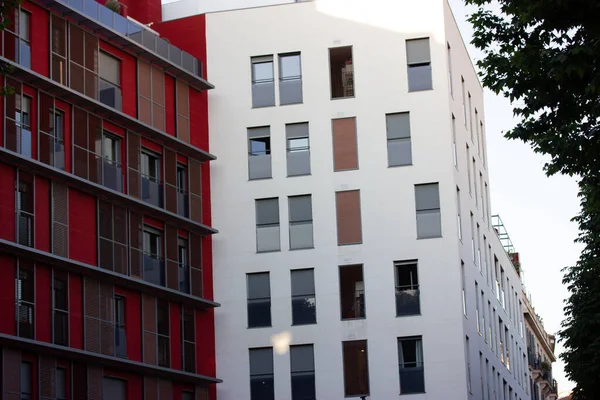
[182,308,196,372]
[157,300,170,367]
[452,114,458,168]
[68,24,99,98]
[56,367,67,400]
[406,38,432,91]
[499,318,505,363]
[114,295,126,358]
[488,301,493,348]
[395,261,420,316]
[477,223,482,270]
[98,201,127,274]
[329,46,354,98]
[466,336,472,393]
[481,291,486,339]
[462,77,467,125]
[335,190,362,245]
[141,151,163,208]
[178,238,190,293]
[247,272,271,328]
[21,361,32,399]
[50,15,67,84]
[290,344,315,400]
[255,198,280,252]
[471,213,476,263]
[100,132,123,192]
[456,187,462,241]
[386,112,412,166]
[286,123,310,176]
[39,93,65,170]
[17,172,34,247]
[53,272,69,346]
[342,340,369,396]
[291,269,316,325]
[332,117,358,171]
[16,261,34,339]
[12,93,33,158]
[475,282,481,335]
[250,348,274,400]
[447,43,453,97]
[398,336,425,394]
[4,9,31,68]
[461,261,467,317]
[474,158,479,207]
[99,51,122,110]
[251,56,275,108]
[288,195,313,249]
[505,328,510,370]
[480,173,485,215]
[475,109,480,153]
[415,183,441,238]
[339,264,365,320]
[248,126,272,180]
[142,226,164,286]
[466,144,472,195]
[481,121,487,167]
[102,377,126,400]
[279,53,302,105]
[175,164,189,218]
[138,61,165,131]
[468,93,473,138]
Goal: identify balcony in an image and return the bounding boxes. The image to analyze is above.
[143,253,165,287]
[99,158,124,192]
[141,174,163,208]
[395,287,420,316]
[39,132,65,170]
[178,263,190,294]
[177,189,189,218]
[33,0,212,91]
[115,325,126,358]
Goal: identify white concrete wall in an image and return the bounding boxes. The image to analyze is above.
[206,0,529,399]
[162,0,295,21]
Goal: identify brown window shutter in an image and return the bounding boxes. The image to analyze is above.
[144,376,159,400]
[332,117,359,171]
[84,279,100,318]
[190,233,203,297]
[143,331,158,365]
[189,159,202,223]
[164,149,177,214]
[176,81,190,143]
[113,204,128,275]
[2,348,21,397]
[127,132,141,199]
[40,356,56,399]
[99,283,114,356]
[87,365,102,400]
[158,379,172,400]
[335,190,363,245]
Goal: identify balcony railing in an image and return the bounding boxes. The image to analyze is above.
[177,189,189,218]
[143,253,165,286]
[39,132,65,170]
[395,287,420,316]
[178,263,190,294]
[115,325,126,358]
[142,174,163,208]
[18,213,34,248]
[100,158,124,192]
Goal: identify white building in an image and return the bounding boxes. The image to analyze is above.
[165,0,531,399]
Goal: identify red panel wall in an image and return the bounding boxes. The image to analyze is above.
[0,163,15,241]
[69,274,83,349]
[120,0,161,25]
[23,0,49,77]
[195,308,216,379]
[35,264,52,342]
[115,286,142,362]
[99,41,137,118]
[170,302,181,370]
[68,189,97,265]
[0,255,16,335]
[35,176,50,252]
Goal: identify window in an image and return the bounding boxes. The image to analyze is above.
[138,61,166,131]
[251,56,275,108]
[466,144,472,195]
[329,46,354,98]
[102,377,126,400]
[56,367,67,400]
[477,224,482,270]
[248,126,272,180]
[499,318,505,364]
[141,151,162,208]
[406,38,432,91]
[279,53,302,105]
[474,158,479,207]
[466,336,472,392]
[481,121,487,167]
[468,93,473,138]
[447,43,453,97]
[488,301,493,348]
[335,190,362,245]
[50,15,67,84]
[480,173,485,216]
[452,114,458,168]
[332,117,359,171]
[475,282,481,335]
[99,52,122,110]
[290,344,315,400]
[475,109,480,153]
[505,328,511,370]
[342,340,369,396]
[386,112,412,166]
[67,24,99,98]
[471,213,476,263]
[255,198,280,252]
[286,123,310,176]
[99,132,123,192]
[288,195,313,249]
[456,187,462,241]
[250,348,274,400]
[17,172,34,247]
[15,95,32,158]
[461,261,467,317]
[462,77,467,125]
[339,264,365,320]
[178,238,190,293]
[395,261,420,316]
[53,272,68,346]
[39,93,65,170]
[176,164,188,217]
[114,295,126,358]
[247,273,271,328]
[142,226,164,286]
[481,291,486,338]
[398,336,425,394]
[157,300,170,367]
[182,308,196,372]
[4,9,31,68]
[16,261,34,339]
[291,269,316,325]
[21,361,32,400]
[415,183,441,239]
[98,201,127,274]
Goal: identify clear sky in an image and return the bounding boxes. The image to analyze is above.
[448,0,582,394]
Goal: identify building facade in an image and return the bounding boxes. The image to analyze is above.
[166,0,530,399]
[0,0,219,398]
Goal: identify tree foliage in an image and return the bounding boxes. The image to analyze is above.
[465,0,600,398]
[0,0,22,96]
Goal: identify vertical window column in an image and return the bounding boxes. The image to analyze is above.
[141,150,163,208]
[398,336,425,394]
[2,8,30,68]
[52,271,69,346]
[138,61,165,130]
[290,345,315,400]
[395,261,420,316]
[288,195,313,250]
[50,15,67,84]
[83,279,115,356]
[16,171,34,247]
[248,126,272,180]
[249,348,274,400]
[278,53,303,105]
[291,269,316,325]
[286,123,310,176]
[415,183,441,239]
[329,46,354,98]
[157,300,170,367]
[251,56,275,108]
[256,198,280,252]
[114,295,126,358]
[142,225,165,286]
[386,112,412,166]
[73,108,102,184]
[247,272,271,328]
[68,24,98,99]
[406,38,432,91]
[99,52,122,110]
[4,80,32,157]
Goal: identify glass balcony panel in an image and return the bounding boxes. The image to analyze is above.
[289,222,313,250]
[18,213,34,247]
[83,0,99,19]
[156,38,170,59]
[279,78,302,105]
[257,225,280,252]
[113,13,128,34]
[99,5,114,26]
[143,253,164,286]
[19,128,32,158]
[68,0,84,12]
[102,159,123,192]
[182,52,195,74]
[395,288,420,316]
[169,45,182,65]
[141,175,163,208]
[53,311,68,346]
[400,367,425,394]
[115,326,127,358]
[177,190,189,218]
[178,264,190,294]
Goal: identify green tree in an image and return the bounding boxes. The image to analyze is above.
[0,0,22,95]
[465,0,600,397]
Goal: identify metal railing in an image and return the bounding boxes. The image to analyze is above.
[143,253,165,286]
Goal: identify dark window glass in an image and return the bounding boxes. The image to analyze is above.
[339,264,365,320]
[53,274,68,346]
[398,336,425,394]
[342,340,369,396]
[329,46,354,98]
[20,361,32,399]
[247,273,271,328]
[249,348,274,400]
[395,261,420,316]
[290,344,315,400]
[291,269,316,325]
[16,261,34,339]
[114,295,126,358]
[157,300,170,367]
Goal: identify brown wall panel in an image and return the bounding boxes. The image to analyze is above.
[335,190,362,245]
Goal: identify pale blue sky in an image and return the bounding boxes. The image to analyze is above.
[448,0,581,394]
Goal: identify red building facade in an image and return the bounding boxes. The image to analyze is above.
[0,0,218,398]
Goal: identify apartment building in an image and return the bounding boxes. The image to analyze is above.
[524,292,558,400]
[163,0,532,398]
[0,0,218,398]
